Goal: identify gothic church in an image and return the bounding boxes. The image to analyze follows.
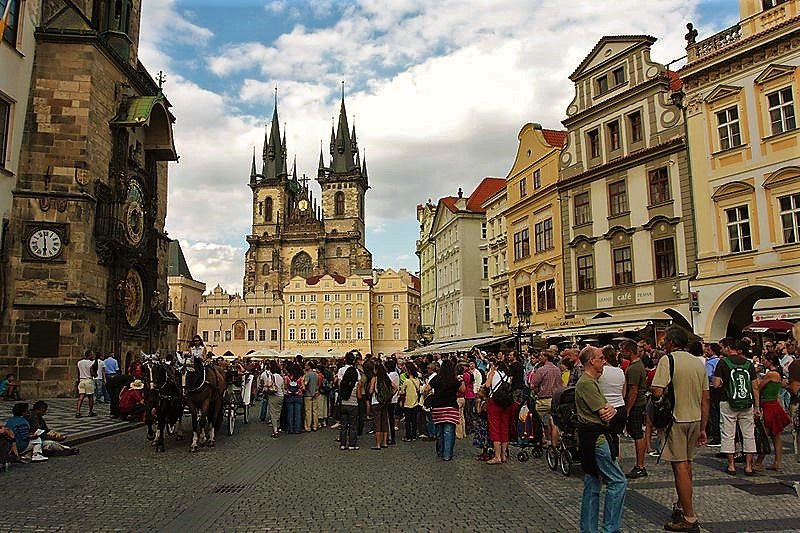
[243,91,373,295]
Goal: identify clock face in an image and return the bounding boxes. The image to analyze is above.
[125,181,145,245]
[123,269,145,327]
[298,199,309,211]
[28,229,63,259]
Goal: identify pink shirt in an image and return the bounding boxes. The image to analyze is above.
[463,371,475,399]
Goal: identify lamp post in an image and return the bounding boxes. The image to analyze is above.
[504,306,532,355]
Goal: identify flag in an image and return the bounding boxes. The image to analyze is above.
[0,1,11,38]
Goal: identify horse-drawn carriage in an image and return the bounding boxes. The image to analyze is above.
[222,367,253,436]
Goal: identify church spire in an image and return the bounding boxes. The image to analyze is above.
[330,81,357,173]
[250,147,257,184]
[262,87,286,180]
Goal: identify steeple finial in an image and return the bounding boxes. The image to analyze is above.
[250,146,257,179]
[341,80,345,102]
[292,155,297,181]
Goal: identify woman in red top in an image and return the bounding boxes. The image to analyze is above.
[118,380,146,421]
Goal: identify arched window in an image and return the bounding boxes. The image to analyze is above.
[335,191,345,216]
[262,263,269,275]
[265,197,273,221]
[359,194,364,219]
[291,251,313,278]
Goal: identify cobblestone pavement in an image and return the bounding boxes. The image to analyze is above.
[1,417,799,532]
[0,398,141,444]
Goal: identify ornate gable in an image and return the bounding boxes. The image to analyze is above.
[703,84,743,103]
[754,64,797,85]
[569,35,656,81]
[711,180,755,201]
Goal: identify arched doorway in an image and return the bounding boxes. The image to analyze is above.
[709,285,790,340]
[662,308,692,331]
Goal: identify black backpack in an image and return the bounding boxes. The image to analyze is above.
[339,367,358,401]
[376,375,393,405]
[491,374,514,408]
[650,353,675,430]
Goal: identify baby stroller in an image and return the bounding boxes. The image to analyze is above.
[512,398,545,462]
[546,386,580,476]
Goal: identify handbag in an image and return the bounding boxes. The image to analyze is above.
[754,417,771,455]
[650,353,675,430]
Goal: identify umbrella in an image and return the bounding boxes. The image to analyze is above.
[743,320,794,334]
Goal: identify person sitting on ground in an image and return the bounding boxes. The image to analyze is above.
[4,402,48,462]
[1,425,18,468]
[0,374,20,401]
[26,401,79,456]
[118,380,146,421]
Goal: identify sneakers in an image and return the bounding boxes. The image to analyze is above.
[664,518,700,532]
[626,466,648,479]
[330,422,341,429]
[648,450,661,457]
[340,445,347,450]
[348,446,359,450]
[31,454,48,462]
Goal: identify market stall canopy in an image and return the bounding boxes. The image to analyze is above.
[406,333,515,356]
[544,311,673,338]
[743,320,795,334]
[752,297,800,322]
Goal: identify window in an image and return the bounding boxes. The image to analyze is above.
[299,308,306,320]
[224,331,231,342]
[299,328,307,341]
[596,75,609,93]
[247,330,255,341]
[310,294,316,302]
[324,294,331,302]
[393,306,400,320]
[335,191,345,216]
[612,67,625,86]
[310,307,317,319]
[345,307,352,319]
[288,328,296,341]
[513,229,530,260]
[534,218,553,252]
[482,257,489,279]
[767,87,796,135]
[483,298,490,322]
[613,247,633,285]
[648,167,671,204]
[726,205,752,252]
[208,309,214,315]
[577,255,594,291]
[265,197,273,221]
[270,329,278,341]
[376,295,383,302]
[356,305,364,319]
[323,327,331,340]
[1,0,20,45]
[536,280,556,311]
[256,308,262,314]
[0,99,9,167]
[300,294,306,302]
[310,327,317,340]
[393,294,399,302]
[607,121,621,151]
[345,327,352,340]
[213,331,220,342]
[763,0,788,9]
[289,295,296,302]
[533,169,541,190]
[222,309,228,315]
[393,327,400,341]
[334,307,341,319]
[574,192,591,225]
[515,285,532,313]
[324,307,331,320]
[481,221,487,239]
[259,330,266,341]
[356,327,364,340]
[377,306,384,320]
[780,193,800,243]
[215,309,221,315]
[334,293,341,302]
[608,180,628,216]
[654,238,677,279]
[377,326,384,340]
[202,331,209,342]
[520,177,527,198]
[588,129,601,158]
[288,308,296,320]
[716,107,742,150]
[628,111,642,143]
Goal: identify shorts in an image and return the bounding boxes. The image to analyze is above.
[535,398,552,425]
[661,421,701,463]
[626,404,645,439]
[78,378,94,395]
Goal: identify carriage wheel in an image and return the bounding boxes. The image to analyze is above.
[517,451,529,462]
[546,445,558,470]
[559,449,573,476]
[227,406,235,436]
[531,446,543,459]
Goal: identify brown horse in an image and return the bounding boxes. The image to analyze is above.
[142,357,184,452]
[177,356,225,452]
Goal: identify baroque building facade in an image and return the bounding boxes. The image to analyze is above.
[1,0,178,396]
[482,185,507,332]
[680,0,800,340]
[415,201,436,339]
[167,241,205,352]
[557,35,695,335]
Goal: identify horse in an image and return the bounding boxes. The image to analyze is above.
[176,355,226,452]
[142,356,184,452]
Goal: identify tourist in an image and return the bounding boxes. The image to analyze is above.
[284,365,304,434]
[355,353,368,435]
[303,360,320,432]
[622,339,649,479]
[368,361,394,450]
[507,351,525,405]
[4,402,48,462]
[464,360,478,434]
[485,360,512,464]
[755,352,791,471]
[565,348,583,386]
[0,374,19,401]
[103,353,119,379]
[190,335,208,362]
[318,361,333,428]
[424,359,463,461]
[703,343,722,446]
[400,361,421,441]
[455,362,467,439]
[713,338,759,476]
[337,352,361,450]
[27,401,79,456]
[267,360,284,438]
[118,379,146,421]
[473,385,490,460]
[93,352,107,404]
[75,350,96,418]
[386,358,400,445]
[127,354,144,379]
[652,326,709,533]
[575,346,626,533]
[258,365,272,423]
[788,352,800,457]
[598,345,627,460]
[528,350,562,446]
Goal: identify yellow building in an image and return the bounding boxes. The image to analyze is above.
[504,123,567,329]
[370,268,422,354]
[483,187,508,332]
[681,0,800,339]
[282,273,372,355]
[167,241,206,351]
[416,202,437,339]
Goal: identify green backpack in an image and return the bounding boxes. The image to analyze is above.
[723,358,754,410]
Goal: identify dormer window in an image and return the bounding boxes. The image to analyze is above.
[612,67,625,87]
[596,75,609,94]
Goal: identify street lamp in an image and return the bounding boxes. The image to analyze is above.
[504,306,532,354]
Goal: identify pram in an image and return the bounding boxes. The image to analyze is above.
[511,397,545,462]
[546,386,580,476]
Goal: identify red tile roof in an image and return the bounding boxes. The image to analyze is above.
[542,129,568,148]
[411,274,421,292]
[440,196,460,213]
[465,177,506,213]
[304,272,347,285]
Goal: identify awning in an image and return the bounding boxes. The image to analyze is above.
[407,334,515,355]
[544,311,672,338]
[752,297,800,322]
[743,320,794,334]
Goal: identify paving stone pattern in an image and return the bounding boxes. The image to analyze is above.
[1,419,799,532]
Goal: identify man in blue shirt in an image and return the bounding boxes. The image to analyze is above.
[103,353,120,377]
[4,402,47,462]
[704,343,722,446]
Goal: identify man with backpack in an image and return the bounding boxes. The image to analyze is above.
[336,351,362,450]
[712,338,759,476]
[652,326,709,533]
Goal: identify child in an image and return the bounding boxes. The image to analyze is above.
[0,374,19,401]
[472,386,490,461]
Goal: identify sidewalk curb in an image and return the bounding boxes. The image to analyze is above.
[65,421,145,447]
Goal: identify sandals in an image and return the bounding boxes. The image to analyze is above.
[486,458,502,465]
[371,446,381,450]
[725,467,736,475]
[744,469,755,476]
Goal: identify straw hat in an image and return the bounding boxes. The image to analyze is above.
[130,379,144,390]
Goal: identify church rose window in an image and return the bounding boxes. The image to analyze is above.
[291,251,313,278]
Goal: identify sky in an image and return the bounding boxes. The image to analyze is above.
[138,0,740,295]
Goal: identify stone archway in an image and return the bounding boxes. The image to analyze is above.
[709,285,790,340]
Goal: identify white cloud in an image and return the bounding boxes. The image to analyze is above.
[265,1,286,14]
[182,242,244,295]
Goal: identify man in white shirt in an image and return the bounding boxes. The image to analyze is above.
[76,350,97,417]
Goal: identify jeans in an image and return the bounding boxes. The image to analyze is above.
[404,406,419,439]
[286,396,302,433]
[435,422,456,460]
[464,398,475,434]
[93,379,107,403]
[339,404,359,447]
[260,396,269,422]
[425,411,434,437]
[580,442,627,533]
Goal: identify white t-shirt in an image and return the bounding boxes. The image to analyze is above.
[472,368,483,393]
[95,359,105,380]
[490,370,507,393]
[388,371,400,403]
[270,373,285,398]
[77,359,94,380]
[598,365,626,408]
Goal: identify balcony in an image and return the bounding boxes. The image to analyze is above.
[687,23,741,63]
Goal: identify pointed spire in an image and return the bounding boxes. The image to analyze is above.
[250,146,257,183]
[330,82,357,173]
[292,155,298,181]
[318,144,325,170]
[262,86,287,180]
